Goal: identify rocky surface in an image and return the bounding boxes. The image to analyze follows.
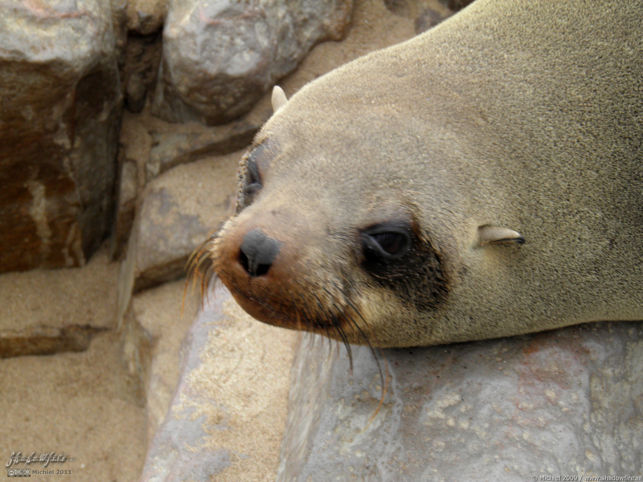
[111,102,272,259]
[0,330,146,481]
[125,0,168,35]
[120,31,164,113]
[152,0,354,124]
[141,283,298,481]
[0,246,117,358]
[121,279,199,444]
[124,150,239,294]
[0,0,122,273]
[279,323,643,480]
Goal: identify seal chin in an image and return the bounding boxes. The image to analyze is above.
[226,284,293,328]
[220,265,350,335]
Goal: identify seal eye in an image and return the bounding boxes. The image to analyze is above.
[237,144,266,212]
[244,157,262,197]
[361,222,411,262]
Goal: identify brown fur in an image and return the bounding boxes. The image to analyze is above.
[190,0,641,347]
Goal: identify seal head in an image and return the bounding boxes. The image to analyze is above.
[204,129,451,347]
[190,0,641,347]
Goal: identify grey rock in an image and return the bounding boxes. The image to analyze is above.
[118,280,198,441]
[414,7,451,34]
[0,0,122,273]
[111,98,270,260]
[152,0,353,124]
[280,323,642,480]
[119,151,239,298]
[139,286,234,481]
[141,283,297,480]
[147,115,266,178]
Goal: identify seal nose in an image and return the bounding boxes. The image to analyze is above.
[239,229,281,277]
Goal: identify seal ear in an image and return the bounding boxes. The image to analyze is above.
[477,225,525,246]
[271,85,288,113]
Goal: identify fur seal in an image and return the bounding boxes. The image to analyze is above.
[190,0,641,348]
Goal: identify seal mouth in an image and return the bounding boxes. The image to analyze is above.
[186,229,373,349]
[220,262,356,336]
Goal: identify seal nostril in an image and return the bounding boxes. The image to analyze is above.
[239,229,282,277]
[239,250,250,273]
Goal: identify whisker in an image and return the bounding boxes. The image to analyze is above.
[184,234,220,311]
[328,282,386,406]
[331,317,354,373]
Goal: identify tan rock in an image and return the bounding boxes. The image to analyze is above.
[0,245,118,358]
[0,0,122,273]
[141,283,298,480]
[120,279,199,444]
[0,330,146,481]
[130,151,239,292]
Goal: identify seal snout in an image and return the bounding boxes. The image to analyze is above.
[238,228,282,277]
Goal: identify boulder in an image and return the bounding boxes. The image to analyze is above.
[152,0,353,124]
[125,0,168,35]
[116,150,239,325]
[111,100,271,260]
[0,0,122,273]
[140,283,297,480]
[118,279,198,444]
[279,323,642,480]
[0,246,117,358]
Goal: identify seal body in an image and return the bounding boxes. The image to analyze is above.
[193,0,642,347]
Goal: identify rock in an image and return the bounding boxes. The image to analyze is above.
[0,330,146,480]
[121,32,164,114]
[111,96,270,260]
[147,115,266,179]
[414,7,452,34]
[118,150,239,302]
[141,283,297,481]
[111,112,152,260]
[446,0,476,10]
[118,279,198,443]
[380,0,463,34]
[0,245,118,358]
[112,159,141,261]
[382,0,451,19]
[125,0,168,35]
[152,0,354,124]
[0,0,122,273]
[279,323,642,480]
